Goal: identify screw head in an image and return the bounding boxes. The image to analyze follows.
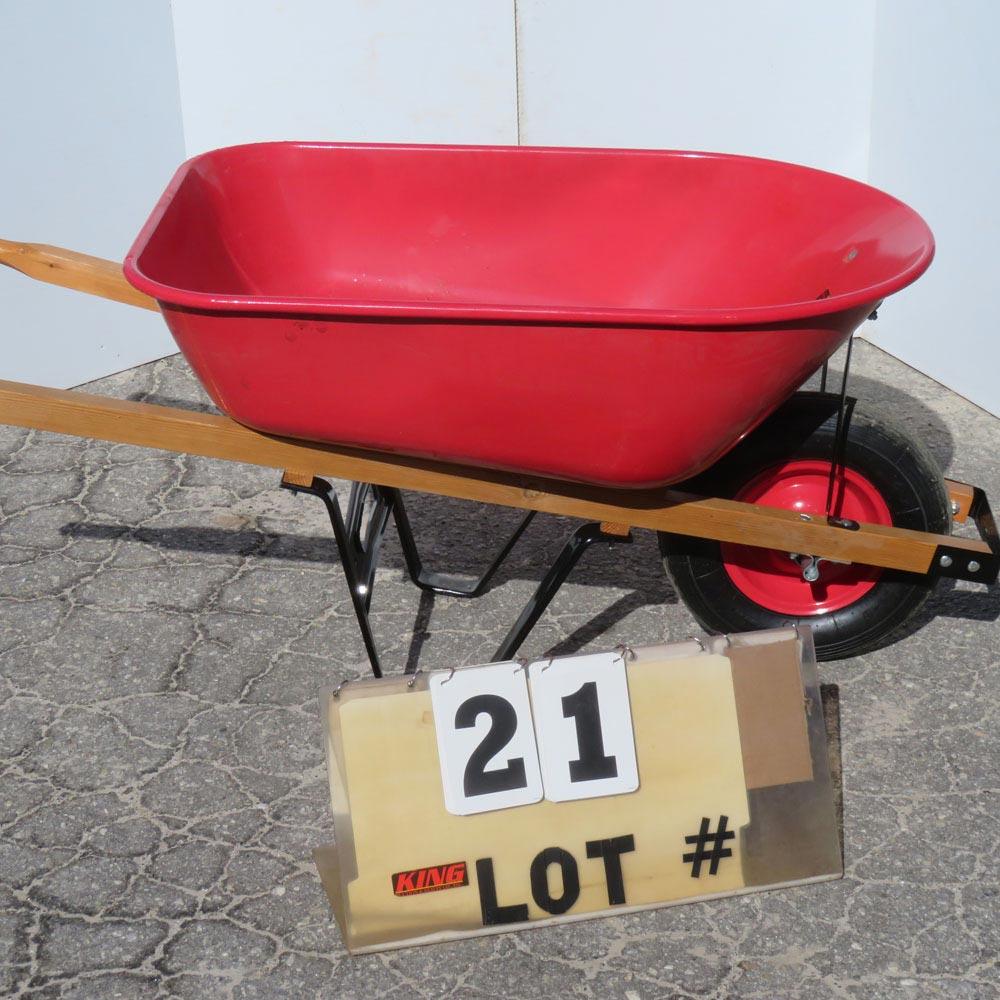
[799,513,812,521]
[939,554,953,568]
[950,500,961,515]
[968,560,981,573]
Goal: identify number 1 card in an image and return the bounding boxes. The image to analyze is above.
[527,652,639,802]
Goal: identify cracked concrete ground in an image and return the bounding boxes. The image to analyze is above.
[0,341,997,999]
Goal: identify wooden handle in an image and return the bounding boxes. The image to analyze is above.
[0,238,158,311]
[0,376,989,575]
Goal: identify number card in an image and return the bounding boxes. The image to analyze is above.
[528,652,638,802]
[314,628,841,954]
[429,662,543,815]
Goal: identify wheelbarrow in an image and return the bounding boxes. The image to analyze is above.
[1,142,996,670]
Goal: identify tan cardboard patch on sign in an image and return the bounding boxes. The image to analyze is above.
[730,639,813,790]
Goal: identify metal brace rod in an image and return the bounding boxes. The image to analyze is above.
[280,475,633,676]
[825,335,855,518]
[387,488,536,598]
[492,522,633,661]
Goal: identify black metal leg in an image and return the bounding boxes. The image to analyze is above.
[385,487,536,597]
[345,483,394,612]
[492,523,633,661]
[281,476,384,678]
[282,475,634,676]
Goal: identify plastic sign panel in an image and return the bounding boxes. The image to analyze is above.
[315,628,841,953]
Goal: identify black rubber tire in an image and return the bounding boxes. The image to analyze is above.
[659,392,950,660]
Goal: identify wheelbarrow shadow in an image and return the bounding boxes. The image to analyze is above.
[60,475,997,676]
[60,492,680,675]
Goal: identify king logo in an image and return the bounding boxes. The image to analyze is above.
[392,861,469,896]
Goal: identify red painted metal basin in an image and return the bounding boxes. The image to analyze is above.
[124,142,933,488]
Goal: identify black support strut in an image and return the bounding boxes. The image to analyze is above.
[281,476,632,677]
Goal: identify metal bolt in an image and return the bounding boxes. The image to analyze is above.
[939,554,953,568]
[968,560,981,573]
[950,500,961,516]
[794,554,822,582]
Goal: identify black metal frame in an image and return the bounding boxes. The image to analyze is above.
[931,486,1000,584]
[281,476,632,677]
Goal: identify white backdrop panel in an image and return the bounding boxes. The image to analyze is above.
[867,0,999,415]
[0,1,185,387]
[515,0,876,179]
[171,0,518,154]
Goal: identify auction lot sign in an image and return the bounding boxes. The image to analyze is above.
[315,628,840,953]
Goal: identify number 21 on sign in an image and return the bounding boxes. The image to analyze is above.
[429,653,639,816]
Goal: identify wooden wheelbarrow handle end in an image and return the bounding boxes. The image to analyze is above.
[0,238,159,312]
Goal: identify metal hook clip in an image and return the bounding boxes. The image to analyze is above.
[614,643,636,665]
[332,677,352,699]
[439,666,457,685]
[538,656,556,673]
[406,669,423,689]
[721,633,733,648]
[688,635,706,652]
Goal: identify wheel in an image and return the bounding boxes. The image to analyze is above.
[659,392,950,660]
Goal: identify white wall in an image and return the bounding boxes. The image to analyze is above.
[515,0,877,181]
[866,0,1000,416]
[0,0,184,388]
[170,0,517,153]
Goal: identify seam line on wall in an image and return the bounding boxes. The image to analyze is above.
[513,0,523,143]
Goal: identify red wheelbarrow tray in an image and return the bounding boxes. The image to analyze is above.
[122,141,934,489]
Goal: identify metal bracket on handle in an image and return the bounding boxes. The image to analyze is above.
[930,486,999,583]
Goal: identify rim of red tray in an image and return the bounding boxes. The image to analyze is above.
[123,142,935,326]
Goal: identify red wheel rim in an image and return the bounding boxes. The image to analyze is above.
[721,459,893,616]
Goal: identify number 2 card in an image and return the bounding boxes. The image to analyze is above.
[429,662,544,816]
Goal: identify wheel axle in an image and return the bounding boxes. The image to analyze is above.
[790,553,822,582]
